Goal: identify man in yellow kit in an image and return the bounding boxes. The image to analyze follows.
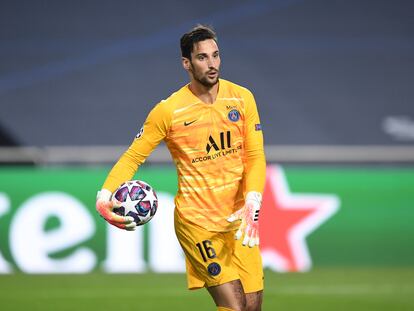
[96,25,266,311]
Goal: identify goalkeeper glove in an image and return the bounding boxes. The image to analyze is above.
[96,189,136,231]
[227,191,262,247]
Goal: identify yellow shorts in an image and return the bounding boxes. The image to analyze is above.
[174,209,264,293]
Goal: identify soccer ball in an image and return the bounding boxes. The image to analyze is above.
[112,180,158,226]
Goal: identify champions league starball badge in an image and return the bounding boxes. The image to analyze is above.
[135,127,144,139]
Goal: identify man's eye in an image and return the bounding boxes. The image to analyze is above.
[198,56,205,61]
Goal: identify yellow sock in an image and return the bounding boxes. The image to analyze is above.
[217,307,236,311]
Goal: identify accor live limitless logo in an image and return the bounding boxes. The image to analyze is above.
[191,131,241,163]
[206,131,231,153]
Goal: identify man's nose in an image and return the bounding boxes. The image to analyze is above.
[207,57,217,68]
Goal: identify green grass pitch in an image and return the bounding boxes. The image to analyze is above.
[1,267,413,311]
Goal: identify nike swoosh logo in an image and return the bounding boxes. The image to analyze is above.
[184,120,197,126]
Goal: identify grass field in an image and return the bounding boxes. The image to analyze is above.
[1,267,413,311]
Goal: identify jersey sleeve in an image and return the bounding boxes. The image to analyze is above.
[102,102,171,192]
[244,90,266,194]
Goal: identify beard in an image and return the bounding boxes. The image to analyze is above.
[191,65,220,88]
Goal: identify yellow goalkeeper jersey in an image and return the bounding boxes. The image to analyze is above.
[103,79,266,231]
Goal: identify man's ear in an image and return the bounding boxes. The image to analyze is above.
[182,57,191,70]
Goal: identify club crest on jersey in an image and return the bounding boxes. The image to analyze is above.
[135,127,144,139]
[228,109,240,122]
[207,262,221,276]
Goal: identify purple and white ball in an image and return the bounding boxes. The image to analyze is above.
[112,180,158,226]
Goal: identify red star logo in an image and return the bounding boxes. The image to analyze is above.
[259,165,340,272]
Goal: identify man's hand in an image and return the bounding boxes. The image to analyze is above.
[227,191,262,247]
[96,189,136,231]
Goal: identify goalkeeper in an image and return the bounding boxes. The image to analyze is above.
[96,25,266,311]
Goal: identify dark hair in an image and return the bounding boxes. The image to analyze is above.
[180,24,218,59]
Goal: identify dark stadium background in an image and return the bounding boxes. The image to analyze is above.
[0,1,413,311]
[1,0,413,149]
